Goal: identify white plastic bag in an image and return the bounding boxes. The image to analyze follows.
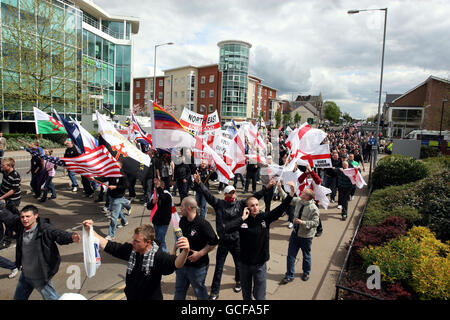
[82,225,101,278]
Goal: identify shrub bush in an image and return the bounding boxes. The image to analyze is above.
[342,280,413,300]
[5,136,63,151]
[422,155,450,174]
[359,226,450,300]
[364,170,450,241]
[372,155,429,190]
[351,217,408,264]
[420,145,440,159]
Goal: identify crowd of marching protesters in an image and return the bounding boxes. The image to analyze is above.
[0,123,384,300]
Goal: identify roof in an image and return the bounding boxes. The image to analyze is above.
[295,95,322,102]
[73,0,140,34]
[217,40,252,48]
[392,75,450,103]
[289,102,318,116]
[385,94,402,104]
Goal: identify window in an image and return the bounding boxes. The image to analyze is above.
[209,104,214,112]
[174,91,178,98]
[209,75,215,83]
[175,78,178,85]
[159,80,163,87]
[181,91,185,98]
[167,79,170,85]
[136,80,140,88]
[158,92,163,99]
[201,90,205,98]
[209,90,214,98]
[265,89,267,95]
[201,76,206,84]
[200,105,206,112]
[136,93,140,100]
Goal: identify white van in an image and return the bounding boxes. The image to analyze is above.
[405,130,450,141]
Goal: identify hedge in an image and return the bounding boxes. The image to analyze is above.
[372,155,429,190]
[364,170,450,241]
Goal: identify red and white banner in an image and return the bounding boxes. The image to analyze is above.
[343,168,367,189]
[179,108,220,134]
[60,145,122,178]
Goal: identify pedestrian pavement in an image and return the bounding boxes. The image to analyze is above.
[0,167,371,300]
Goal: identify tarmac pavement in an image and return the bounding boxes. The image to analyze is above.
[0,158,371,301]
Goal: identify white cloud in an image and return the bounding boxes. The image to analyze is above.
[94,0,450,119]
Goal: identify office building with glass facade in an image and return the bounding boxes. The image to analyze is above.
[0,0,139,132]
[217,40,251,122]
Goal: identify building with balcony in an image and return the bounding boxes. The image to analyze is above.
[0,0,139,132]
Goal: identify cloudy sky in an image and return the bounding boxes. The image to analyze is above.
[95,0,450,119]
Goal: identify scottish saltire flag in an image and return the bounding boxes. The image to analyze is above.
[60,145,122,178]
[23,147,65,167]
[71,117,98,152]
[53,109,84,154]
[33,107,67,134]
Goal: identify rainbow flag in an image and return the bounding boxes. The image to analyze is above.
[150,102,197,149]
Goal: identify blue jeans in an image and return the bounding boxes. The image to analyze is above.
[233,173,245,189]
[108,197,130,238]
[154,224,169,253]
[195,192,207,219]
[68,170,78,187]
[210,240,241,295]
[324,175,337,201]
[285,233,313,279]
[13,273,60,300]
[174,265,209,300]
[0,256,16,270]
[240,262,266,300]
[41,176,56,199]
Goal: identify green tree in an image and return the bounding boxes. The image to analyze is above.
[294,113,301,125]
[1,0,83,114]
[275,108,282,128]
[283,113,291,127]
[343,112,352,123]
[324,101,341,123]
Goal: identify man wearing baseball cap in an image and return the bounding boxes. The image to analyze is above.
[193,172,275,300]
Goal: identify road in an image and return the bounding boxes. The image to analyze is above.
[0,159,371,300]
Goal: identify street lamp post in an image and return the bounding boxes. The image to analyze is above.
[153,42,174,109]
[348,8,388,187]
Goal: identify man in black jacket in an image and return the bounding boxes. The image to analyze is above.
[193,172,276,300]
[0,205,80,300]
[146,178,173,252]
[174,154,191,205]
[106,162,132,240]
[225,183,295,300]
[82,220,190,300]
[64,139,80,192]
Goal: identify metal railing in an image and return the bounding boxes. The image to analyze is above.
[11,152,67,182]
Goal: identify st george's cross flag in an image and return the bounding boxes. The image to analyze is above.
[343,168,367,189]
[33,107,67,134]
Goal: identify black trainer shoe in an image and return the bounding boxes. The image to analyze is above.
[209,293,219,300]
[280,277,294,285]
[302,274,310,281]
[342,214,347,221]
[233,282,242,293]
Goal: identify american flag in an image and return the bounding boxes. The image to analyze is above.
[24,148,66,167]
[60,145,122,178]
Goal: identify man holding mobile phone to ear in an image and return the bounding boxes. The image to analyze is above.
[225,182,295,300]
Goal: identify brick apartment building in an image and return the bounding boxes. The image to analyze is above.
[385,75,450,138]
[132,76,165,114]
